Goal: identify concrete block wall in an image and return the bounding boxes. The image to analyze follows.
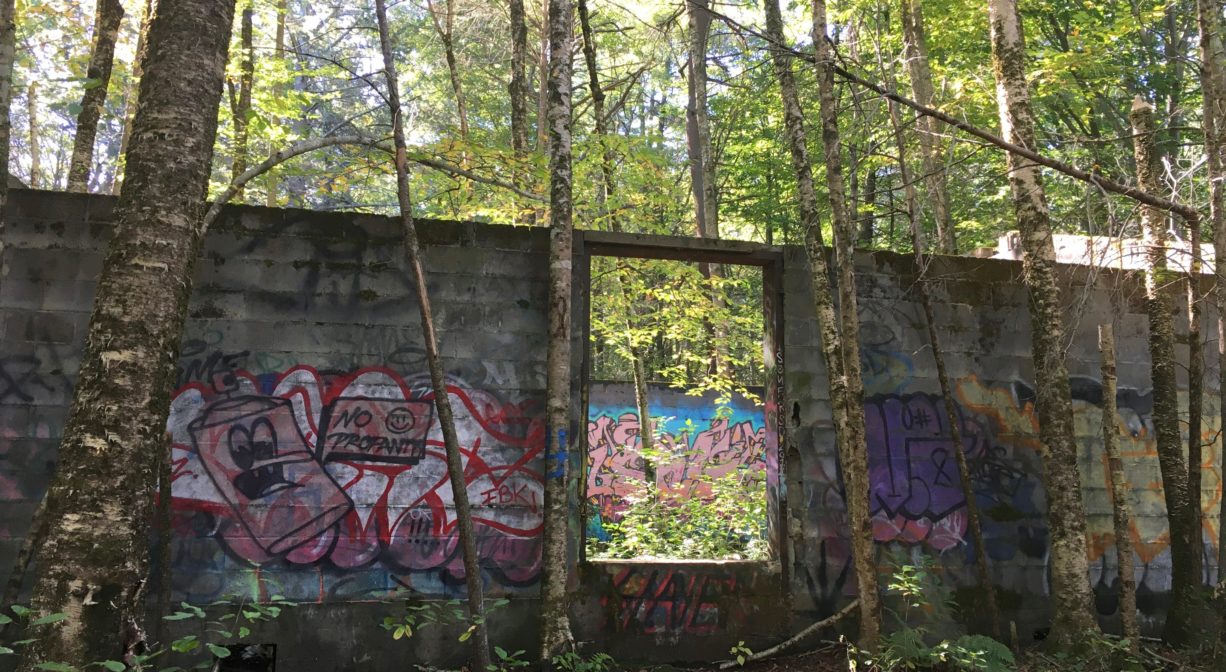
[1,191,553,670]
[782,247,1222,639]
[2,189,1221,667]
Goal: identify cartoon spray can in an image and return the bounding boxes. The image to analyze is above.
[188,396,353,555]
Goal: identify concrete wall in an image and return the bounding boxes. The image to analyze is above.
[782,248,1222,639]
[0,190,1221,668]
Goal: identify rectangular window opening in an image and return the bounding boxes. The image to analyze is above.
[583,253,773,563]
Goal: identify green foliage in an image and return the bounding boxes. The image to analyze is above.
[589,256,765,402]
[552,651,615,672]
[728,641,753,667]
[848,562,1014,671]
[588,470,768,561]
[0,596,290,671]
[1025,629,1152,672]
[489,646,530,672]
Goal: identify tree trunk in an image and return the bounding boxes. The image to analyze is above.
[1099,324,1140,651]
[536,0,549,154]
[112,0,153,195]
[577,0,655,482]
[884,61,999,638]
[228,2,254,198]
[373,2,491,669]
[683,0,727,377]
[900,0,954,253]
[263,0,288,207]
[67,0,124,193]
[1130,96,1201,645]
[1198,0,1226,603]
[1186,211,1205,586]
[686,0,718,241]
[427,0,469,144]
[763,0,880,650]
[810,0,881,648]
[858,166,875,246]
[510,0,529,222]
[0,0,10,238]
[26,82,38,189]
[987,0,1098,646]
[539,0,576,660]
[18,1,236,667]
[1197,0,1226,604]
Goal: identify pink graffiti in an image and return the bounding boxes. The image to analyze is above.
[586,413,765,520]
[168,366,544,584]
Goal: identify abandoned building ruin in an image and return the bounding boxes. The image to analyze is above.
[0,190,1219,669]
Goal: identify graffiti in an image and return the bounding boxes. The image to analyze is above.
[168,360,545,600]
[864,392,1037,552]
[603,566,743,635]
[585,385,766,538]
[0,355,55,403]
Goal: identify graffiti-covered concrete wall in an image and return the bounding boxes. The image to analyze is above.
[784,249,1222,638]
[585,382,766,540]
[1,190,1222,668]
[0,191,555,669]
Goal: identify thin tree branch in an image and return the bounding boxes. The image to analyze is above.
[202,135,545,233]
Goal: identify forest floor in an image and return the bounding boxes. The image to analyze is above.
[662,639,1213,671]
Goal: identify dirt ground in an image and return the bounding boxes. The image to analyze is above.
[659,640,1212,671]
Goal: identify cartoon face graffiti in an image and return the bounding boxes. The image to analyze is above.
[188,396,352,555]
[169,366,546,600]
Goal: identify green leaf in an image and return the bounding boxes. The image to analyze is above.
[238,626,250,638]
[96,662,127,672]
[0,613,11,625]
[11,605,30,616]
[0,646,13,655]
[205,643,231,659]
[162,612,196,621]
[31,613,68,626]
[35,663,77,672]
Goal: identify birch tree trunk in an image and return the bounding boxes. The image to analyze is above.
[112,0,152,195]
[685,0,718,241]
[19,1,236,667]
[900,0,954,253]
[811,0,881,648]
[67,0,124,193]
[0,0,11,284]
[987,0,1098,645]
[427,0,470,144]
[1186,213,1205,587]
[264,0,288,207]
[26,82,38,189]
[228,2,254,198]
[510,0,529,222]
[1130,96,1201,645]
[538,0,576,659]
[1196,0,1226,594]
[1099,324,1140,651]
[536,0,549,153]
[884,60,999,638]
[373,2,491,668]
[763,0,880,649]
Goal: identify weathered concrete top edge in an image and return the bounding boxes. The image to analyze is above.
[8,189,1161,289]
